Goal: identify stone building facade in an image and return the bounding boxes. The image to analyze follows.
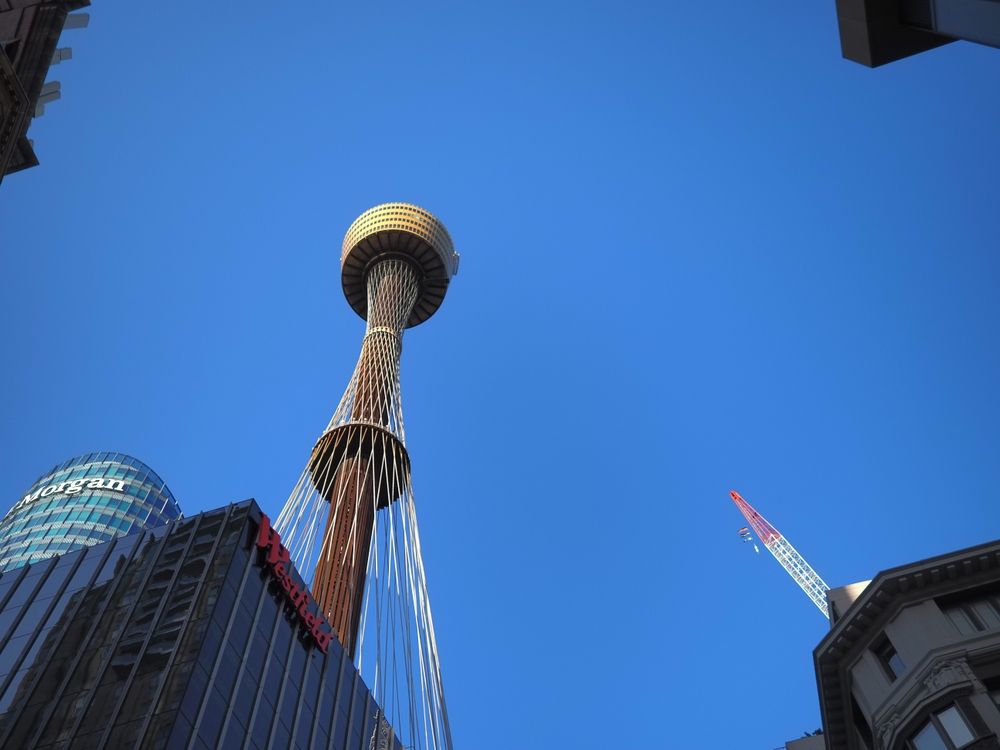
[814,539,1000,750]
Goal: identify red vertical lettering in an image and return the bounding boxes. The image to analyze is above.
[256,514,290,566]
[256,514,335,654]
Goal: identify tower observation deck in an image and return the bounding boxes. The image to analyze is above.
[276,203,458,750]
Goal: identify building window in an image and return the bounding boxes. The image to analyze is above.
[909,705,976,750]
[941,594,1000,636]
[990,684,1000,709]
[851,694,874,750]
[3,40,20,62]
[874,636,906,682]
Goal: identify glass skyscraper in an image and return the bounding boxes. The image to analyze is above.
[0,500,400,749]
[0,452,181,572]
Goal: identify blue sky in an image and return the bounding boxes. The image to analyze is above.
[2,1,1000,747]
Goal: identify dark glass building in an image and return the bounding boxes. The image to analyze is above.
[0,0,91,182]
[0,500,399,750]
[0,451,182,572]
[835,0,1000,67]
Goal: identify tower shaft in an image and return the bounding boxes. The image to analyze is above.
[310,259,417,656]
[312,455,375,656]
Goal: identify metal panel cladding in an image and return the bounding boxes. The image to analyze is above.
[0,452,182,572]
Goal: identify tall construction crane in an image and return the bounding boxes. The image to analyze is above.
[730,490,831,618]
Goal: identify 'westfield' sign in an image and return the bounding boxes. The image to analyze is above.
[256,514,334,653]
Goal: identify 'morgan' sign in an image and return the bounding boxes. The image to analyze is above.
[15,478,131,513]
[256,514,334,653]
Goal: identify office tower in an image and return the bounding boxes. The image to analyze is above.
[0,451,181,572]
[0,500,399,749]
[835,0,1000,66]
[0,0,90,182]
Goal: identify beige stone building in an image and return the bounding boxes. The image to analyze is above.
[808,539,1000,750]
[787,735,826,750]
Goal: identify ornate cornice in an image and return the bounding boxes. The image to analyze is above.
[874,654,988,749]
[924,658,983,694]
[876,713,902,747]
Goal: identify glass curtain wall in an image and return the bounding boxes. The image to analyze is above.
[0,452,181,572]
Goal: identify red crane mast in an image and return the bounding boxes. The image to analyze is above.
[731,490,830,618]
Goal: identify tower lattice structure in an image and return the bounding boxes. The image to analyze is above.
[277,203,458,750]
[730,490,831,618]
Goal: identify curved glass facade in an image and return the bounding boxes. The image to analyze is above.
[0,451,182,572]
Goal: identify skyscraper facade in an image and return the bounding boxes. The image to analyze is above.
[0,500,398,749]
[0,451,181,572]
[835,0,1000,67]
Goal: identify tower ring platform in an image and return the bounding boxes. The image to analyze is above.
[307,423,411,508]
[341,202,460,328]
